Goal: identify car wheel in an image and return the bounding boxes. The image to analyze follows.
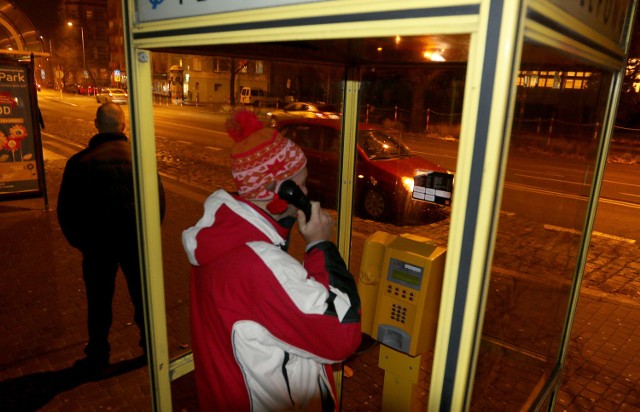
[363,187,387,220]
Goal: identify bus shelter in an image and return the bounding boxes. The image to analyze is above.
[123,0,637,410]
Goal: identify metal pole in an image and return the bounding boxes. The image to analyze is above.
[80,26,86,73]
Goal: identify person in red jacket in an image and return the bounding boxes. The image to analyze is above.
[183,109,361,411]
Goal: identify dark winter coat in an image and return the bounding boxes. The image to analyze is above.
[57,132,166,251]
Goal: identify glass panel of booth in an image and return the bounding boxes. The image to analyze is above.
[146,33,468,408]
[469,41,613,409]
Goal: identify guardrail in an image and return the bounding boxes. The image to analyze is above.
[361,104,640,143]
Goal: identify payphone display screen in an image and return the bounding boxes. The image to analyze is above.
[387,258,423,291]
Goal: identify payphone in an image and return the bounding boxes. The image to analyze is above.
[358,231,446,411]
[359,231,446,356]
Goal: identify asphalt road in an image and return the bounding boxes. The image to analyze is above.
[36,89,640,242]
[408,126,640,242]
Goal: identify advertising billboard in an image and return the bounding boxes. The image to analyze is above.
[0,60,45,200]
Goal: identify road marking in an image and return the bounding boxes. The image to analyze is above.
[414,150,456,159]
[513,173,575,184]
[159,172,210,202]
[153,119,229,136]
[621,192,640,198]
[510,168,565,178]
[42,148,66,160]
[176,140,193,145]
[591,230,637,243]
[544,224,636,244]
[42,140,76,156]
[206,146,222,151]
[604,179,640,188]
[505,182,586,200]
[42,132,86,150]
[504,182,640,209]
[45,98,78,107]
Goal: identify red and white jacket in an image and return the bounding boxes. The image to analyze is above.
[183,190,362,411]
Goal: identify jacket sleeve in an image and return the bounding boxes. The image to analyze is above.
[305,241,361,325]
[244,240,362,363]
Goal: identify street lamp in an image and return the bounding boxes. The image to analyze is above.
[67,21,86,72]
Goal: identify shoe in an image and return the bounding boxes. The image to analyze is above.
[72,356,109,377]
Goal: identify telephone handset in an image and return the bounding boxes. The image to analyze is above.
[277,180,312,222]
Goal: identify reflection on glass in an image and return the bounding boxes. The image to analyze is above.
[470,42,612,410]
[342,40,467,410]
[277,120,450,224]
[154,34,468,408]
[358,130,411,159]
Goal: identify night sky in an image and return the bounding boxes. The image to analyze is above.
[14,0,60,38]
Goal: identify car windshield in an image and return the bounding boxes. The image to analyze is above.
[357,129,411,159]
[110,89,126,94]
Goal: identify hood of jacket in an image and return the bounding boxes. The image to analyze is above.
[182,190,290,267]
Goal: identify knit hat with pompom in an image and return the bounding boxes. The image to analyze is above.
[227,109,307,214]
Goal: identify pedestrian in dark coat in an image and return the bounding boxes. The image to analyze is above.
[57,102,166,375]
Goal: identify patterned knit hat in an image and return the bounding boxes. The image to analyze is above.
[227,109,307,214]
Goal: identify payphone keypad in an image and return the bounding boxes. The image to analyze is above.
[386,284,417,303]
[390,303,408,324]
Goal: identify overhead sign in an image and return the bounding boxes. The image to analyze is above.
[137,0,325,23]
[548,0,633,45]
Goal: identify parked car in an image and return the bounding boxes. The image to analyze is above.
[267,101,341,127]
[96,88,128,104]
[275,118,453,224]
[63,83,81,94]
[239,87,281,107]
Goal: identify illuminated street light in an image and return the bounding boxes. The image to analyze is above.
[67,21,86,72]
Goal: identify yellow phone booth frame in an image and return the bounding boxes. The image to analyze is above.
[122,0,637,410]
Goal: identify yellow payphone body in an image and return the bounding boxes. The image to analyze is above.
[358,231,446,356]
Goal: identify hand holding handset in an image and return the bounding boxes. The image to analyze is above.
[278,180,312,221]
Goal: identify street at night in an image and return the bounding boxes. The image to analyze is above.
[4,0,640,410]
[2,89,639,410]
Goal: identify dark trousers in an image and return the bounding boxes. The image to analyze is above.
[81,242,145,360]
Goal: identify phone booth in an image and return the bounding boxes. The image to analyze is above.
[123,0,637,410]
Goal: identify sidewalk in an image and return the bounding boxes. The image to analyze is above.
[1,147,639,411]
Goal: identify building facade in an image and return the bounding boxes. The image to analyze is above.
[59,0,110,86]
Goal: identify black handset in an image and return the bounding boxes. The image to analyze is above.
[278,180,312,221]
